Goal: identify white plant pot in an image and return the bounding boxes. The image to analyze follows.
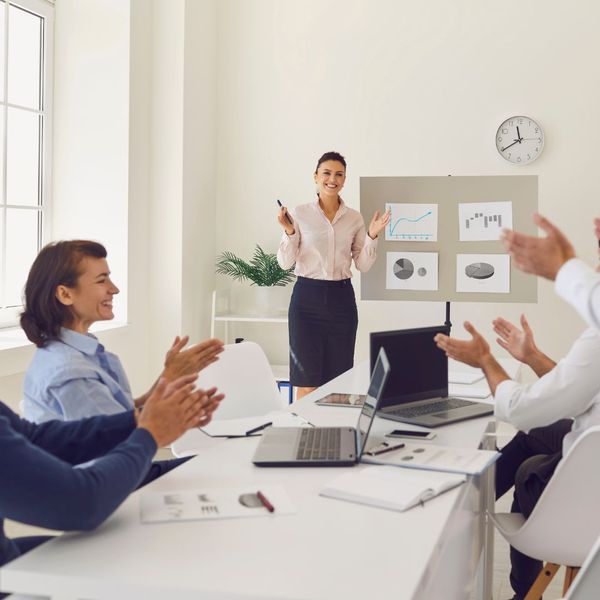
[253,285,288,317]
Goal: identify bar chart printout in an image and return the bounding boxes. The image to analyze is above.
[385,203,438,242]
[458,201,513,242]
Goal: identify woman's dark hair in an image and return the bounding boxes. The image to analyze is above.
[20,240,107,347]
[315,151,347,173]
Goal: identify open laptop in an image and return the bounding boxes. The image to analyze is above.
[370,326,493,428]
[252,348,390,467]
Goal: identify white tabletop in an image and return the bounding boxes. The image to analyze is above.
[0,359,518,600]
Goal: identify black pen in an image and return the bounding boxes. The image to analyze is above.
[245,421,273,436]
[277,199,294,226]
[367,441,405,456]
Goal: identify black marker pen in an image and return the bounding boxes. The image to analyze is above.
[277,199,294,226]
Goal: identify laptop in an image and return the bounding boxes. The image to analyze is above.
[370,326,493,428]
[252,348,390,467]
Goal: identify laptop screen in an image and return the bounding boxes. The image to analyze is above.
[356,347,390,456]
[369,326,449,407]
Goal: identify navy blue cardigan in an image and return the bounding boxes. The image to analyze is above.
[0,401,156,566]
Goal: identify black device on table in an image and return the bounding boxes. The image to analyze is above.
[370,325,493,428]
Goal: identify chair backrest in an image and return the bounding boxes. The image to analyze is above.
[196,341,286,420]
[564,533,600,599]
[507,425,600,566]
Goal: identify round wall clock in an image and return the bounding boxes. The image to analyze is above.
[495,116,544,164]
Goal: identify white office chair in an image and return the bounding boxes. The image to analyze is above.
[171,341,286,456]
[491,425,600,599]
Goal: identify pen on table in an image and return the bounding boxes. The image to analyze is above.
[245,422,273,436]
[368,441,406,456]
[256,490,275,513]
[277,199,294,226]
[291,412,316,427]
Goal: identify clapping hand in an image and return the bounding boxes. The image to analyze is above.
[501,213,575,281]
[368,208,391,239]
[434,321,491,368]
[163,336,224,381]
[137,375,224,447]
[492,315,537,364]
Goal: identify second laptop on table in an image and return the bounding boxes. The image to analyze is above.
[370,325,493,428]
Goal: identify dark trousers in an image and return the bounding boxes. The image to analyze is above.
[495,419,573,599]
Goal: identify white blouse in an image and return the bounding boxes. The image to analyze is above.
[277,199,378,281]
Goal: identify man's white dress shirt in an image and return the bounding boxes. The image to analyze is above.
[555,258,600,332]
[495,327,600,454]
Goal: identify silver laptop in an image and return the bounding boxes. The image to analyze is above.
[252,348,390,467]
[370,326,493,428]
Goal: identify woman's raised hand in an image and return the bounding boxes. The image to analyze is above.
[277,206,295,235]
[163,336,224,381]
[368,208,391,239]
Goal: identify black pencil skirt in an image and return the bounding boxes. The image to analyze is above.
[288,276,358,387]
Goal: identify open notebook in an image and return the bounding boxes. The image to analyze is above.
[320,466,465,512]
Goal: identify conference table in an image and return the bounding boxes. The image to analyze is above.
[0,359,519,600]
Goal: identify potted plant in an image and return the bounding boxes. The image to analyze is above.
[215,245,295,315]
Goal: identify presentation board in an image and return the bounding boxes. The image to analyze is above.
[360,176,538,303]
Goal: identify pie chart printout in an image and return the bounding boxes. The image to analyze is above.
[465,262,494,280]
[393,258,414,280]
[456,254,511,293]
[386,252,438,291]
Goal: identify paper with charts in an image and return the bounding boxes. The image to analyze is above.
[140,485,296,524]
[386,251,438,291]
[456,254,510,294]
[385,203,438,242]
[458,201,513,241]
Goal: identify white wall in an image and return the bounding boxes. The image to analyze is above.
[2,0,597,408]
[215,0,600,366]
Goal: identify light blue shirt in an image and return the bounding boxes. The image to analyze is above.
[22,328,134,423]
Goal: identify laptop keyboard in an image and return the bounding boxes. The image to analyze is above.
[296,428,342,461]
[386,397,473,418]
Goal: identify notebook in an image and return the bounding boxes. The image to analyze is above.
[320,466,466,512]
[370,326,493,427]
[252,348,390,467]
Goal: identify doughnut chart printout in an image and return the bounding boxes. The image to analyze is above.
[386,252,439,291]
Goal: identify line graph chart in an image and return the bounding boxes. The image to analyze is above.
[385,203,438,241]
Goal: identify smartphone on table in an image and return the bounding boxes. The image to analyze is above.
[386,429,436,440]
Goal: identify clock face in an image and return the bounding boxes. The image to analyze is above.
[496,116,544,164]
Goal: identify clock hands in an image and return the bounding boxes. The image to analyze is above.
[501,126,527,152]
[501,139,520,152]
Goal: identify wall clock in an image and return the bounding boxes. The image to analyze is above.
[496,116,544,164]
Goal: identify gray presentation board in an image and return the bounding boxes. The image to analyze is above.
[360,175,538,303]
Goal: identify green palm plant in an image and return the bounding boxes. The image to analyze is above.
[215,245,295,286]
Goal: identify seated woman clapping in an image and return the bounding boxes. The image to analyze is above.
[20,240,224,423]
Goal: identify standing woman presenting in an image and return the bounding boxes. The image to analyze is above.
[277,151,390,399]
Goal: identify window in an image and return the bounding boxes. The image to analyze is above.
[0,0,53,328]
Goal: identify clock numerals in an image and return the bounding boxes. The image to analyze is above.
[495,115,544,165]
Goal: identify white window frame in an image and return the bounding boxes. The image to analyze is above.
[0,0,53,328]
